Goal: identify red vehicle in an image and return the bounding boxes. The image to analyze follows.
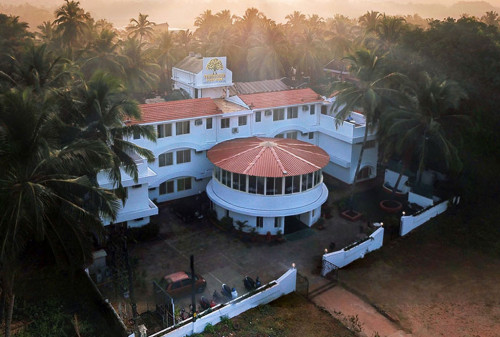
[159,271,206,298]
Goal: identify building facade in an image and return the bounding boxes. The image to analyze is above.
[102,57,378,229]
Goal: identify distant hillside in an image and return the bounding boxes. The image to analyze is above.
[0,3,54,31]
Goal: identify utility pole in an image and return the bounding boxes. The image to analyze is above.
[190,255,196,321]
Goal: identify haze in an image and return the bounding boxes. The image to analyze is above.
[2,0,500,29]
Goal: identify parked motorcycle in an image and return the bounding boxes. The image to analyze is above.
[212,290,223,304]
[221,283,232,299]
[200,295,216,310]
[243,276,256,290]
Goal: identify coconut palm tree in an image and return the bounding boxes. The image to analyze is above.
[120,37,160,98]
[331,49,401,205]
[81,28,125,79]
[359,11,381,34]
[126,13,156,44]
[247,22,288,80]
[64,71,156,197]
[0,43,70,93]
[0,88,118,337]
[293,27,327,81]
[54,0,91,51]
[379,72,469,191]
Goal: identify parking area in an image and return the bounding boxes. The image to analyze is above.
[126,196,372,315]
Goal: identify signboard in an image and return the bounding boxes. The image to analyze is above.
[202,57,227,84]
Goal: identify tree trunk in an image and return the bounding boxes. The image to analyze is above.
[3,273,15,337]
[349,126,369,209]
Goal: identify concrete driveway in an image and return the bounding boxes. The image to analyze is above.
[128,199,371,313]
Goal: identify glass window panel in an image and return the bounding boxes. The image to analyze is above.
[293,175,300,193]
[266,177,275,195]
[257,177,265,194]
[248,176,257,193]
[307,172,314,189]
[285,176,293,194]
[275,177,283,194]
[239,175,246,192]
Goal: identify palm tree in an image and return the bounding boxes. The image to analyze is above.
[0,43,70,93]
[331,49,401,206]
[54,0,91,51]
[376,15,407,51]
[120,37,160,98]
[65,71,156,197]
[359,11,381,34]
[0,89,118,337]
[247,22,287,80]
[379,72,469,191]
[126,13,156,44]
[286,11,307,32]
[81,28,125,79]
[293,27,327,81]
[152,31,177,94]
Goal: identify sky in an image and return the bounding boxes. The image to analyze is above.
[2,0,499,29]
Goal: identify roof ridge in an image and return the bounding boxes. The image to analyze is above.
[243,146,267,175]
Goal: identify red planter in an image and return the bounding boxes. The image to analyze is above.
[379,200,403,213]
[340,209,363,221]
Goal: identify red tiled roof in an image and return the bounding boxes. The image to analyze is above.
[238,88,323,110]
[130,98,220,125]
[207,137,330,177]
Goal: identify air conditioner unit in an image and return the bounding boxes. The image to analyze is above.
[302,105,309,111]
[194,119,202,126]
[264,110,272,116]
[232,127,239,134]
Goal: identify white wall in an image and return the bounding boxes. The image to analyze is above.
[384,169,410,193]
[146,269,297,337]
[322,227,384,271]
[409,191,434,208]
[400,200,448,236]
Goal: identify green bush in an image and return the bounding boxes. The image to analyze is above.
[220,216,234,230]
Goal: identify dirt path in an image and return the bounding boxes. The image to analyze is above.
[312,286,410,337]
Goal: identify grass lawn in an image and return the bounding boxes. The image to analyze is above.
[194,292,356,337]
[338,204,500,337]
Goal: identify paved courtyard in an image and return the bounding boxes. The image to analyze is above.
[127,197,372,314]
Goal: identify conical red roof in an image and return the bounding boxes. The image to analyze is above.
[207,137,330,177]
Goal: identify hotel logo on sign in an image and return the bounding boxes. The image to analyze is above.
[203,57,227,83]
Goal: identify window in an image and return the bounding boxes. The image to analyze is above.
[256,217,263,228]
[157,123,172,138]
[159,152,173,167]
[273,108,285,121]
[176,121,190,135]
[159,180,174,195]
[176,149,191,164]
[286,131,298,139]
[310,104,315,115]
[177,177,192,191]
[274,133,284,139]
[238,116,247,126]
[357,167,372,180]
[308,132,314,139]
[221,118,230,129]
[287,106,298,119]
[255,111,261,122]
[321,105,327,115]
[274,217,281,228]
[206,118,213,129]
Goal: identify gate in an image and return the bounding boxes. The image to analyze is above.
[153,281,175,328]
[296,272,309,298]
[321,259,339,281]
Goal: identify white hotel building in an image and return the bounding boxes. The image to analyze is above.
[101,55,378,233]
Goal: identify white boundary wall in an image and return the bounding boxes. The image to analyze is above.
[400,200,448,236]
[142,268,297,337]
[322,228,384,272]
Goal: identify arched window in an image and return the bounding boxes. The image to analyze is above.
[357,166,372,180]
